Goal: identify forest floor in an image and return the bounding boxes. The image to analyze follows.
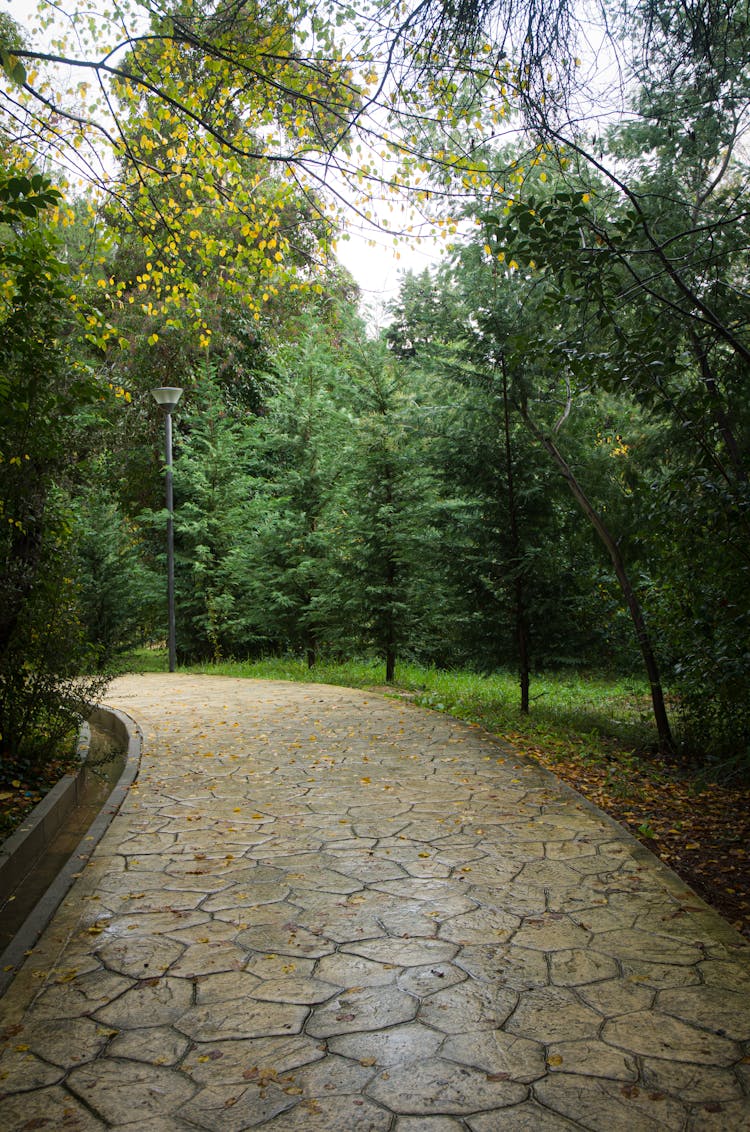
[1,659,748,942]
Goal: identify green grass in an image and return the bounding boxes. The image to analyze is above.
[116,646,171,673]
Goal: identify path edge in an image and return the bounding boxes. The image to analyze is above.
[0,705,142,997]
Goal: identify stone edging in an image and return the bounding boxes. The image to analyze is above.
[0,705,142,997]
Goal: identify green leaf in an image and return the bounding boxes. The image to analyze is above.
[0,50,26,87]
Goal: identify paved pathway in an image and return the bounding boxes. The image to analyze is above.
[1,674,750,1131]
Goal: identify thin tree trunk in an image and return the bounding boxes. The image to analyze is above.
[520,405,675,753]
[688,328,748,486]
[384,553,397,684]
[501,358,531,713]
[306,630,317,669]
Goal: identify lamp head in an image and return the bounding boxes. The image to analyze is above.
[151,386,183,412]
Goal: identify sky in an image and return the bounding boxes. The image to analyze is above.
[336,228,444,326]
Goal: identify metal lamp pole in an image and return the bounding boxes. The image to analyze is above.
[151,386,183,672]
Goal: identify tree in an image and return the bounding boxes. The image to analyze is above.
[197,325,350,664]
[0,167,110,773]
[328,341,444,682]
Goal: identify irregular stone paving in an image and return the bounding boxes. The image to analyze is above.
[2,674,750,1131]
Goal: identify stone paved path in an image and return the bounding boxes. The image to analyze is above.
[1,674,750,1131]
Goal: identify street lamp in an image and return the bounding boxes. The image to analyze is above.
[151,386,183,672]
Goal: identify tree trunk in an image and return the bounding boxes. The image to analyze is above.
[520,406,675,753]
[501,358,531,713]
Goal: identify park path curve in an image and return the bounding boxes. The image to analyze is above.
[1,673,749,1131]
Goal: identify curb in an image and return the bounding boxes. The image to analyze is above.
[0,705,142,997]
[0,722,92,907]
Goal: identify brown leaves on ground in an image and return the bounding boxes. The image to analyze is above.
[506,731,750,941]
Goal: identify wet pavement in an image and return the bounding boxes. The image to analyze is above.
[1,673,749,1131]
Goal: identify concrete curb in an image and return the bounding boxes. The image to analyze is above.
[0,723,91,907]
[0,705,142,997]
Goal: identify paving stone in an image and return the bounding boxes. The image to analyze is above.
[534,1072,687,1130]
[108,1119,198,1131]
[512,916,592,953]
[372,877,472,902]
[306,984,418,1036]
[96,934,185,978]
[593,928,704,966]
[235,921,336,958]
[549,948,619,987]
[419,980,517,1034]
[176,997,309,1041]
[619,958,701,989]
[467,1103,582,1130]
[640,1058,744,1104]
[101,909,211,936]
[180,1034,326,1084]
[325,853,407,884]
[343,937,458,967]
[545,1039,638,1081]
[168,940,248,977]
[314,951,399,988]
[328,1020,444,1065]
[249,976,339,1004]
[108,1025,190,1064]
[699,958,750,991]
[377,901,443,937]
[456,943,549,989]
[194,971,262,1004]
[200,884,291,913]
[395,1119,465,1131]
[0,1046,64,1092]
[261,1095,393,1129]
[93,975,194,1029]
[577,977,655,1016]
[505,986,602,1044]
[366,1055,528,1113]
[280,866,364,894]
[442,1030,546,1081]
[686,1097,750,1129]
[23,1016,115,1068]
[602,1010,739,1064]
[656,985,750,1040]
[290,1051,377,1094]
[176,1081,297,1131]
[0,1085,108,1131]
[67,1058,196,1123]
[397,961,467,997]
[27,968,135,1020]
[439,906,520,944]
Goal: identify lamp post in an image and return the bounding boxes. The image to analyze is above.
[151,386,183,672]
